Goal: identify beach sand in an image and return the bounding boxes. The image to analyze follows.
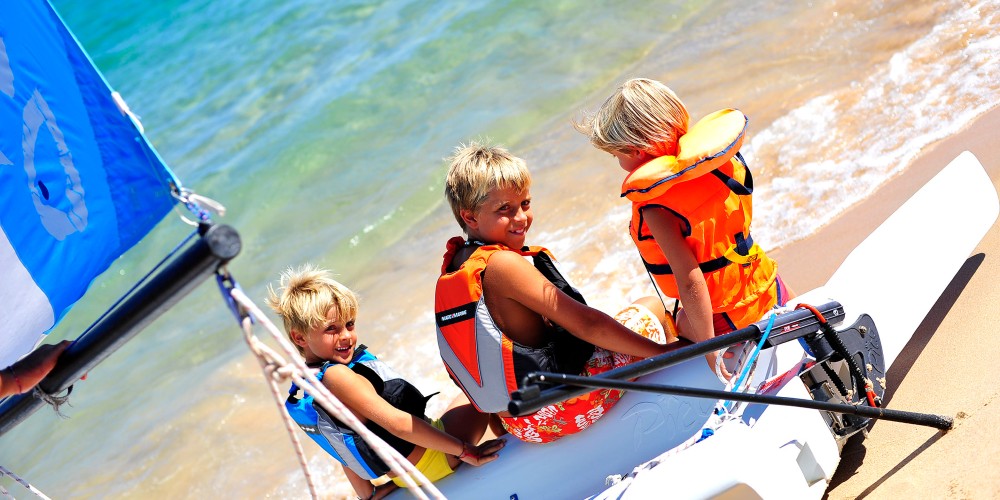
[770,106,1000,499]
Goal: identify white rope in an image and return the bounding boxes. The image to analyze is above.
[0,465,52,500]
[238,317,320,500]
[229,288,445,500]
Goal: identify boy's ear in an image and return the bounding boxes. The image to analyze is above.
[634,149,656,162]
[290,330,308,348]
[460,209,478,230]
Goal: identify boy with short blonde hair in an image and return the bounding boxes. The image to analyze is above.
[268,265,503,499]
[267,265,358,356]
[444,141,531,231]
[434,142,672,444]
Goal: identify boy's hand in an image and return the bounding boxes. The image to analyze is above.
[705,351,733,381]
[459,438,506,466]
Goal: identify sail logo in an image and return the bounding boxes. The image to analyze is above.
[1,37,89,241]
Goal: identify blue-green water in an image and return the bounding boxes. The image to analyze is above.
[52,0,700,280]
[2,0,999,497]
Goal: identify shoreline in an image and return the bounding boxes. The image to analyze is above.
[771,105,1000,499]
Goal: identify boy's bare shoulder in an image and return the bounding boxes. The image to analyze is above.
[483,249,545,286]
[484,248,533,270]
[322,363,358,384]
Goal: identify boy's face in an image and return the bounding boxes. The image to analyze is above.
[293,306,357,365]
[464,185,532,249]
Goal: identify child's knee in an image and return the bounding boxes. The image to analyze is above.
[632,296,667,321]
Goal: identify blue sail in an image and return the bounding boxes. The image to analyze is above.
[0,0,180,368]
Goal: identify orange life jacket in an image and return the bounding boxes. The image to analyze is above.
[621,109,779,329]
[434,237,594,414]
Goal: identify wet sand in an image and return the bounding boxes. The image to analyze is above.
[770,106,1000,499]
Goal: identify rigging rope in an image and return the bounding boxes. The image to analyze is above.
[223,280,445,500]
[0,465,52,500]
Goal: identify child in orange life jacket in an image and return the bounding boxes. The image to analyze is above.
[579,78,793,379]
[267,265,504,500]
[434,142,674,445]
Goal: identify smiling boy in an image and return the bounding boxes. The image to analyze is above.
[268,265,504,498]
[433,142,672,443]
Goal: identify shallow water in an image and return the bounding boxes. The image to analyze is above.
[2,0,998,497]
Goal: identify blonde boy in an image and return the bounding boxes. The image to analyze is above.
[580,78,792,378]
[268,265,503,499]
[434,142,671,444]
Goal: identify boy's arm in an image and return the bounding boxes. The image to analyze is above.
[643,207,731,379]
[323,366,500,466]
[484,251,667,359]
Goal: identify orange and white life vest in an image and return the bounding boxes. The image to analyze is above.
[621,109,779,329]
[434,237,594,414]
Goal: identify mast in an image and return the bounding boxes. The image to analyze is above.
[0,223,240,436]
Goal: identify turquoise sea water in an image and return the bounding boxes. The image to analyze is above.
[2,0,999,497]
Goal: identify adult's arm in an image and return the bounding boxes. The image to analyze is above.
[0,340,72,398]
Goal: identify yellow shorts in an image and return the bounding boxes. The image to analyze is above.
[390,419,455,487]
[499,303,666,443]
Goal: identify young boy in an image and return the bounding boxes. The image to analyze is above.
[434,142,672,444]
[267,265,504,499]
[579,78,792,379]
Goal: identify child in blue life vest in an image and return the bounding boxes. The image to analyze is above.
[435,142,674,444]
[579,78,793,379]
[267,265,504,499]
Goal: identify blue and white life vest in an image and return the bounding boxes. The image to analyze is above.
[285,345,433,480]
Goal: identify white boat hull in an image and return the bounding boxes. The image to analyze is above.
[394,151,999,499]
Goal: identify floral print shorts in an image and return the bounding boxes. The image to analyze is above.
[499,303,666,444]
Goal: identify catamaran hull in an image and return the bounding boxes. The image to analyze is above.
[392,151,998,499]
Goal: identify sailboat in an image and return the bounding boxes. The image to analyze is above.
[392,154,998,499]
[0,0,239,435]
[4,2,998,499]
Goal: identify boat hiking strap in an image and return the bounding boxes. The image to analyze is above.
[215,269,445,500]
[0,465,52,500]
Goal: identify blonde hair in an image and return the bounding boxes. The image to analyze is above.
[444,141,531,231]
[579,78,690,157]
[266,264,359,355]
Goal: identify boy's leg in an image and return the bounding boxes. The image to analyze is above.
[631,295,678,342]
[486,413,507,440]
[439,392,492,446]
[632,295,667,323]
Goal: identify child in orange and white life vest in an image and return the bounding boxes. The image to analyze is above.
[434,142,675,444]
[579,78,793,379]
[267,265,504,499]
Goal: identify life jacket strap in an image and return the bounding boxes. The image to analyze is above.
[709,152,754,196]
[643,231,759,275]
[642,255,731,275]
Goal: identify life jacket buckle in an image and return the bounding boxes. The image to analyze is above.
[724,242,762,266]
